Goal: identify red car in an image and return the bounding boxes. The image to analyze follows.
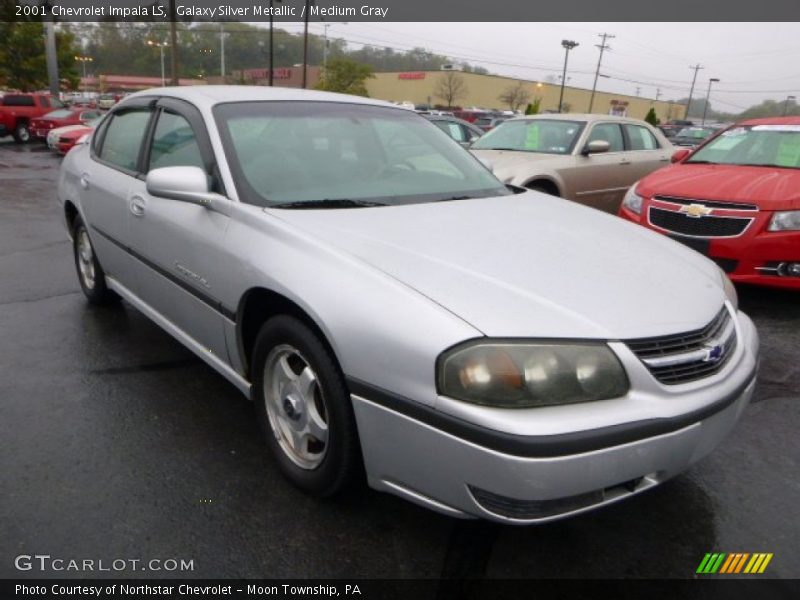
[619,116,800,291]
[30,108,101,140]
[55,125,93,154]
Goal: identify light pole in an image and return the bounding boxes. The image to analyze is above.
[302,0,311,89]
[219,23,226,79]
[701,77,719,126]
[147,40,169,86]
[74,55,93,79]
[269,0,283,86]
[783,95,796,116]
[558,40,579,113]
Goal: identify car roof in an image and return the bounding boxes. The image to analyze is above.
[123,85,398,110]
[738,116,800,126]
[506,113,649,125]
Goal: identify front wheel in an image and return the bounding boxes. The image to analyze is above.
[13,122,31,144]
[252,316,360,497]
[72,217,119,305]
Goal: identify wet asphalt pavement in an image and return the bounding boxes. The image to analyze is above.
[0,140,798,581]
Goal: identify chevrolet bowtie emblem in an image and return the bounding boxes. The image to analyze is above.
[681,203,713,218]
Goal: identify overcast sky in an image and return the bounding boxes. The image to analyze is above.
[272,21,800,112]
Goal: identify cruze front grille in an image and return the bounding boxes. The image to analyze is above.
[625,308,737,385]
[648,206,752,238]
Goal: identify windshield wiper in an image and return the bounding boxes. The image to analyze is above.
[685,160,719,165]
[433,195,478,202]
[478,147,520,151]
[269,198,386,209]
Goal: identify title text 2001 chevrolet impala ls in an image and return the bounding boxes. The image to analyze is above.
[57,87,758,524]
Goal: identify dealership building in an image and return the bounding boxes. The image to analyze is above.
[364,70,684,121]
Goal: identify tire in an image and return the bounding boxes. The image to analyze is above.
[12,121,31,144]
[72,216,120,305]
[252,315,360,497]
[526,182,559,196]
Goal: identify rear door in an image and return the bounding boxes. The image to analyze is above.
[81,98,155,287]
[623,122,671,182]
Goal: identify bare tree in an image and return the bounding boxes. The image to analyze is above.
[498,82,532,112]
[434,72,468,108]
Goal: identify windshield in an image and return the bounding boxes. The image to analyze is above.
[214,101,510,207]
[471,119,585,154]
[44,109,73,119]
[687,124,800,169]
[677,127,712,139]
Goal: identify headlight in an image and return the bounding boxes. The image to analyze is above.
[768,210,800,231]
[721,269,738,311]
[438,341,629,408]
[622,186,643,214]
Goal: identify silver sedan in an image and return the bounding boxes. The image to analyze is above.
[57,86,758,524]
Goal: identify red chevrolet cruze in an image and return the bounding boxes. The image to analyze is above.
[619,116,800,290]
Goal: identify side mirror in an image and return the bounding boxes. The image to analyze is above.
[146,166,216,207]
[671,148,691,163]
[582,139,611,156]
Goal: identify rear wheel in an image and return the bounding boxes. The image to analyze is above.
[72,217,119,305]
[12,121,31,144]
[253,315,360,497]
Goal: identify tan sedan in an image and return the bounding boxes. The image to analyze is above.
[471,114,673,213]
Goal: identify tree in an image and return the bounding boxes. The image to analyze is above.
[315,58,374,97]
[644,107,659,126]
[434,72,468,108]
[525,98,542,115]
[0,22,79,91]
[498,82,531,112]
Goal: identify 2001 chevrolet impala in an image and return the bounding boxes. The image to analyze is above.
[57,87,759,523]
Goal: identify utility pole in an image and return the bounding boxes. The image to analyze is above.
[783,95,796,116]
[169,0,179,85]
[685,63,704,120]
[302,0,311,89]
[701,78,719,126]
[219,23,226,78]
[44,20,59,96]
[588,32,614,113]
[655,88,662,101]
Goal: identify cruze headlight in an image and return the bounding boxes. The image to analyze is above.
[622,186,643,215]
[438,341,629,408]
[768,210,800,232]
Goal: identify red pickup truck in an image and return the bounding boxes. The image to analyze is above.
[0,92,64,143]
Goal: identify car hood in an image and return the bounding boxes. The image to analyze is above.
[470,149,570,183]
[639,163,800,210]
[268,193,725,339]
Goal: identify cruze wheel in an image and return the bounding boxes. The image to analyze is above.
[72,217,119,305]
[253,316,360,496]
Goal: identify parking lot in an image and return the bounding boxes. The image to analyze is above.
[1,140,798,580]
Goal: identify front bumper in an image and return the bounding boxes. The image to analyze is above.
[352,312,759,524]
[619,204,800,291]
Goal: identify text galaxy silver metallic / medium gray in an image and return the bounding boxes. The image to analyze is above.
[57,86,758,524]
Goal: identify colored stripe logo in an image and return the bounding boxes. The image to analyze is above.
[696,552,773,574]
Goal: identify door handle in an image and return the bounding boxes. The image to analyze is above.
[130,195,146,217]
[80,173,90,189]
[619,159,632,165]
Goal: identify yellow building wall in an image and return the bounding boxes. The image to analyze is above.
[366,71,684,122]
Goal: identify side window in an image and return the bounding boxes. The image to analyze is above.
[625,124,659,151]
[148,110,205,171]
[98,110,151,172]
[587,123,624,152]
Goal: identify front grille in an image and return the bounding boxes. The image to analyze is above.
[625,308,737,385]
[654,195,758,211]
[649,207,752,238]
